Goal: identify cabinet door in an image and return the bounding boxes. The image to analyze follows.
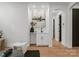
[41,34,48,45]
[30,33,36,44]
[36,34,42,45]
[36,34,48,46]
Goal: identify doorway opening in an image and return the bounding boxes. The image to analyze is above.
[29,6,48,47]
[52,14,64,48]
[53,19,55,39]
[52,10,64,48]
[59,14,62,42]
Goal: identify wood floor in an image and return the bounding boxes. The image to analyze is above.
[27,39,79,57]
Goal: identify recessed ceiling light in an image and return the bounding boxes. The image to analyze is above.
[41,5,45,8]
[33,5,36,8]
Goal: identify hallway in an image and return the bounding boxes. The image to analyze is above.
[27,40,79,57]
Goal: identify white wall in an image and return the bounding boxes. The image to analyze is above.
[55,13,60,41]
[0,3,30,48]
[28,3,50,33]
[65,7,72,48]
[72,2,79,8]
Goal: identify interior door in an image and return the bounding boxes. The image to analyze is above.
[72,9,79,47]
[59,15,62,42]
[53,19,55,39]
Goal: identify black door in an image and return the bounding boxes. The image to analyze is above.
[59,15,62,42]
[72,9,79,47]
[53,19,55,39]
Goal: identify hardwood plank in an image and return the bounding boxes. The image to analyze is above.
[27,39,78,57]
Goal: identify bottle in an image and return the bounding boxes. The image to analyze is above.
[30,26,34,32]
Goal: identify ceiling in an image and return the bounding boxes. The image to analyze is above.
[28,2,72,6]
[49,2,73,7]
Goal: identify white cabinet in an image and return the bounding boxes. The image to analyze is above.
[36,33,48,46]
[30,33,36,44]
